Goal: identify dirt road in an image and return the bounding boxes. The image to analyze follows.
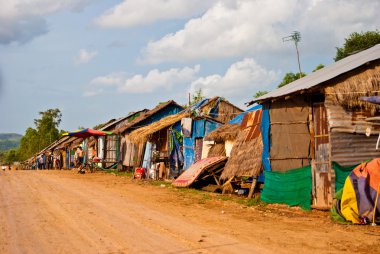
[0,170,379,254]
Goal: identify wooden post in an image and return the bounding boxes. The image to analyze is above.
[248,177,257,199]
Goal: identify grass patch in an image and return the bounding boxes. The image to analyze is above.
[247,195,266,207]
[219,196,233,202]
[103,170,133,177]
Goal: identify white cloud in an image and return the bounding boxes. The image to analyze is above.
[0,0,91,44]
[190,58,278,100]
[142,0,380,64]
[75,49,98,65]
[86,65,200,96]
[94,0,216,28]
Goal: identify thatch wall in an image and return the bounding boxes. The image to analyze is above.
[220,129,263,180]
[205,124,241,142]
[207,143,226,157]
[325,63,380,111]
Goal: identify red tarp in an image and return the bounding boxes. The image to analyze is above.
[63,128,112,138]
[172,156,227,187]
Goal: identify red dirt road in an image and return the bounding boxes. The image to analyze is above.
[0,170,379,254]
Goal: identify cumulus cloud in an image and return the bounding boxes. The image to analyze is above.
[190,58,278,100]
[0,0,91,44]
[75,49,98,65]
[141,0,380,63]
[94,0,216,28]
[86,65,200,96]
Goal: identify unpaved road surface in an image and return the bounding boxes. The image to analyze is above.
[0,170,380,254]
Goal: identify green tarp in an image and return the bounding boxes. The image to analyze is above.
[332,162,358,193]
[261,165,312,210]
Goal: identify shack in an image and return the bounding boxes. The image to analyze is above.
[128,97,243,179]
[247,44,380,209]
[95,110,148,169]
[114,100,184,171]
[205,105,264,196]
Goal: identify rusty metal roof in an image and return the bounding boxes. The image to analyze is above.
[248,44,380,105]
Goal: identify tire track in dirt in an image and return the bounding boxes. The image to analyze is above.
[0,171,267,254]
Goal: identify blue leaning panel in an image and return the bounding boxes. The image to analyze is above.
[261,103,271,171]
[194,119,205,138]
[183,137,195,170]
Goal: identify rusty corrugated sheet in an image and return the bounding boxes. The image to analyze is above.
[325,97,380,134]
[326,96,380,166]
[330,132,380,166]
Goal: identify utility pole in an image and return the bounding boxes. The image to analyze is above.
[283,31,303,78]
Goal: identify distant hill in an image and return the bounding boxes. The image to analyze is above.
[0,133,22,151]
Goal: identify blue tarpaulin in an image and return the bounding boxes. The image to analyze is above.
[204,120,222,137]
[261,103,271,171]
[360,96,380,105]
[183,119,221,170]
[228,104,262,124]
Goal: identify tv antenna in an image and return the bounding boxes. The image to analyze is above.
[283,31,303,78]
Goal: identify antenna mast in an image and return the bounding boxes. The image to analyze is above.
[283,31,302,78]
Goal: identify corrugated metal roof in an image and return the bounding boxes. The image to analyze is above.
[100,109,148,131]
[248,44,380,105]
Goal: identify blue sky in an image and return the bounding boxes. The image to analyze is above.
[0,0,379,134]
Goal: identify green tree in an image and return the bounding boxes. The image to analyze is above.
[335,30,380,61]
[313,64,324,72]
[17,109,62,161]
[4,149,18,164]
[34,109,62,149]
[253,90,269,98]
[191,88,205,105]
[278,72,306,88]
[17,127,39,161]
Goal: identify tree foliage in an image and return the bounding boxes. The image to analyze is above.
[312,64,324,72]
[278,72,306,88]
[16,109,62,161]
[334,30,380,61]
[253,91,268,98]
[191,88,205,105]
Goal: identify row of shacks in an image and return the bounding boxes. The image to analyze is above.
[26,44,380,210]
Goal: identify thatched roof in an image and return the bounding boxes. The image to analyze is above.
[114,100,183,134]
[207,143,226,157]
[128,112,189,143]
[205,124,241,142]
[220,129,263,180]
[325,64,380,111]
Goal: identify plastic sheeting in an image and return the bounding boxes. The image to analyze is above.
[228,104,262,124]
[142,142,153,170]
[261,103,271,171]
[261,165,312,210]
[332,161,358,192]
[183,119,221,170]
[340,159,380,223]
